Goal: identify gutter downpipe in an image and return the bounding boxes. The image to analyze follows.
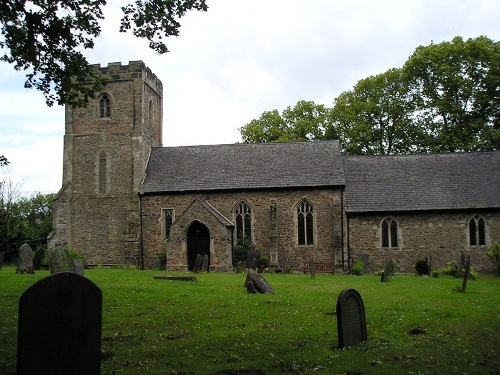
[346,213,350,273]
[139,193,144,270]
[340,190,345,270]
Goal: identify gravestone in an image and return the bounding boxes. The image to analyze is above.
[193,254,203,272]
[245,269,275,294]
[427,256,432,276]
[201,254,209,272]
[73,259,85,276]
[336,288,367,348]
[0,251,5,270]
[357,254,370,274]
[381,257,392,282]
[48,246,75,274]
[17,243,34,274]
[461,254,471,292]
[32,248,45,270]
[250,257,258,270]
[17,272,102,375]
[309,259,316,279]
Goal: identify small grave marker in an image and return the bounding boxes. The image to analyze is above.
[193,253,203,272]
[201,254,209,272]
[461,254,471,293]
[16,243,34,274]
[17,272,102,374]
[309,259,316,279]
[381,257,392,282]
[357,254,370,274]
[336,288,367,348]
[48,246,75,274]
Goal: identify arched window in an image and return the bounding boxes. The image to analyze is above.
[99,94,111,118]
[297,198,314,245]
[234,200,252,240]
[98,151,107,194]
[381,217,399,248]
[469,216,486,246]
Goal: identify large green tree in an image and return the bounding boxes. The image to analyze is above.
[0,0,208,107]
[330,68,428,155]
[240,100,333,143]
[404,36,500,152]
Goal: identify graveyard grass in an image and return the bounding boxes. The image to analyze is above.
[1,268,499,375]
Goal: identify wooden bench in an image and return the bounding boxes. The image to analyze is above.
[303,261,335,274]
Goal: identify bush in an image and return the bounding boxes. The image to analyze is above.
[258,256,269,269]
[415,258,429,276]
[350,260,364,276]
[487,242,500,276]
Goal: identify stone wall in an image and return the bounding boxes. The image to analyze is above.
[140,189,343,270]
[347,211,500,273]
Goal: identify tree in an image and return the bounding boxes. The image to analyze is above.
[404,36,500,152]
[0,155,8,166]
[0,174,22,260]
[330,68,429,155]
[240,100,334,143]
[0,0,208,107]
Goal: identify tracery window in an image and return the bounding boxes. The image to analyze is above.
[297,198,314,245]
[469,215,486,246]
[99,94,111,118]
[234,200,252,240]
[163,209,174,240]
[381,217,399,248]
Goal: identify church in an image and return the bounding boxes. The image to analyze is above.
[48,61,500,273]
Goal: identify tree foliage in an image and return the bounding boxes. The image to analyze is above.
[0,0,208,107]
[240,36,500,155]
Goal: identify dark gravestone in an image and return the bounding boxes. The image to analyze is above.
[201,254,209,272]
[33,248,45,270]
[17,243,34,274]
[0,251,5,270]
[245,269,275,294]
[461,254,472,293]
[193,253,203,272]
[381,257,392,282]
[309,259,316,279]
[250,257,258,270]
[17,272,102,375]
[357,254,369,274]
[336,288,367,348]
[48,246,76,274]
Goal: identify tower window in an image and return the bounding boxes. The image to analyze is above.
[99,94,111,118]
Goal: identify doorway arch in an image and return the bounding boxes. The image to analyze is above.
[187,221,210,271]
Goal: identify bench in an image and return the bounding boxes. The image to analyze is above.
[303,261,335,274]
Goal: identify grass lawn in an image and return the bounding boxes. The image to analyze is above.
[0,267,499,374]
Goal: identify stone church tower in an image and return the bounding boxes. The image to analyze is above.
[48,61,162,266]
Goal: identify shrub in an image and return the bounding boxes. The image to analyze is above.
[350,260,364,276]
[487,242,500,276]
[258,256,269,269]
[415,258,429,276]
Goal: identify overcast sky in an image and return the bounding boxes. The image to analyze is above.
[1,0,499,196]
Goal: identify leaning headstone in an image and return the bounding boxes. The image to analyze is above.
[245,269,275,294]
[193,253,203,272]
[17,272,102,374]
[381,257,392,282]
[16,243,34,274]
[201,254,209,272]
[357,254,370,274]
[336,288,367,348]
[461,254,471,293]
[309,259,316,279]
[48,246,75,274]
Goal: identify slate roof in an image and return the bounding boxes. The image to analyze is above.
[140,140,345,194]
[343,151,500,213]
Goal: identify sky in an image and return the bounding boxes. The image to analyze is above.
[1,0,499,196]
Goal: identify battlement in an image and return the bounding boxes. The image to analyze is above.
[90,60,162,96]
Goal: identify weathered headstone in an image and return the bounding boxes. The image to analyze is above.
[427,256,432,276]
[201,254,209,272]
[17,272,102,374]
[32,248,45,270]
[245,269,275,294]
[381,257,392,282]
[461,254,471,292]
[357,254,370,274]
[309,259,316,279]
[73,258,85,276]
[193,253,203,272]
[336,288,367,348]
[48,246,75,274]
[16,243,34,274]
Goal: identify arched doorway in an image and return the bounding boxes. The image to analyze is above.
[187,221,210,271]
